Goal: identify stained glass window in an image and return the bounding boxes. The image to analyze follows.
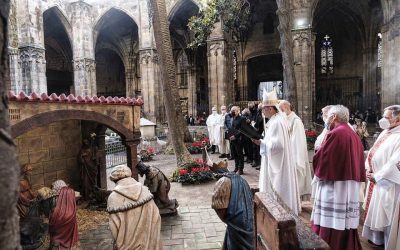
[177,51,188,87]
[233,50,237,81]
[377,33,382,68]
[321,35,333,74]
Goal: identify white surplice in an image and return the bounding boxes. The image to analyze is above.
[286,112,312,196]
[217,113,230,154]
[362,125,400,246]
[206,113,221,146]
[259,113,301,215]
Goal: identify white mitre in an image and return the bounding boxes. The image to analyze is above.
[262,88,281,110]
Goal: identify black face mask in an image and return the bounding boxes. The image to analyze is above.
[231,111,235,116]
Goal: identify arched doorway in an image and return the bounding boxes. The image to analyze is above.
[94,9,139,97]
[43,7,73,95]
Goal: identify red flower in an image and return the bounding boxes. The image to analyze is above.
[179,169,188,176]
[147,148,155,154]
[306,130,317,137]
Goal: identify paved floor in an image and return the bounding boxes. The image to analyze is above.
[80,153,381,250]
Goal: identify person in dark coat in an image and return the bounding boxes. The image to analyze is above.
[229,106,245,175]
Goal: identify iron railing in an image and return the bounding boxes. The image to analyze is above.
[105,140,127,168]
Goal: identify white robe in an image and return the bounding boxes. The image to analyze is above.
[259,113,301,215]
[217,113,230,154]
[286,112,312,196]
[362,125,400,246]
[206,113,221,146]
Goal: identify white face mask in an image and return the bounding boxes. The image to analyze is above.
[379,118,391,130]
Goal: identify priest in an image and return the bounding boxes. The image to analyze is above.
[218,105,230,158]
[206,106,221,154]
[311,105,365,250]
[279,100,312,200]
[362,105,400,248]
[251,90,300,215]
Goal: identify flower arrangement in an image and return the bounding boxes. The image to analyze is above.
[139,147,155,162]
[186,135,210,154]
[305,129,318,150]
[173,158,214,184]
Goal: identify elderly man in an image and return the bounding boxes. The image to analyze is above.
[229,106,245,175]
[207,106,221,154]
[311,105,365,250]
[107,165,162,250]
[252,91,300,214]
[362,105,400,248]
[218,105,230,158]
[279,100,312,200]
[314,105,332,151]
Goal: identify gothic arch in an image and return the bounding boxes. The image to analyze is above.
[43,6,73,47]
[11,110,135,140]
[93,7,140,44]
[168,0,200,19]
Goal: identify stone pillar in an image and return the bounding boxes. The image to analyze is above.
[207,39,229,110]
[124,139,140,180]
[126,53,139,98]
[380,13,400,108]
[70,1,96,96]
[237,60,248,101]
[187,65,197,116]
[19,45,47,94]
[15,0,47,94]
[139,49,160,122]
[292,28,315,128]
[8,47,21,92]
[362,47,378,109]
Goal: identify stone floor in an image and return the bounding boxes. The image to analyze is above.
[81,152,382,250]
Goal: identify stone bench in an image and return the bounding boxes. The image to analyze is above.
[254,192,330,250]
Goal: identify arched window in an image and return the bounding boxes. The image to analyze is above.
[177,51,189,87]
[377,33,382,68]
[321,35,333,74]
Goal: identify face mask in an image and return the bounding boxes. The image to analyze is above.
[325,115,334,131]
[379,118,390,130]
[231,111,235,116]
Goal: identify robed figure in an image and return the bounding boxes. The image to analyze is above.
[18,164,36,219]
[212,173,254,249]
[311,105,365,250]
[107,165,162,250]
[207,107,221,152]
[362,105,400,248]
[78,138,98,199]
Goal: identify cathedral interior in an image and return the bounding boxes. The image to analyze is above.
[8,0,399,126]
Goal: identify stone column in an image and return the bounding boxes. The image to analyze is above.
[187,65,197,116]
[70,1,96,96]
[125,54,139,98]
[8,47,21,92]
[124,139,140,180]
[236,61,248,101]
[380,13,400,108]
[362,47,378,109]
[292,28,315,128]
[139,49,160,122]
[16,0,47,94]
[207,39,229,110]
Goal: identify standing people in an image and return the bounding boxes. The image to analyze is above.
[279,100,312,200]
[241,108,254,164]
[314,105,332,151]
[311,105,365,250]
[206,106,221,154]
[218,105,230,158]
[251,103,264,169]
[229,106,245,175]
[251,91,301,215]
[107,165,162,250]
[224,104,234,160]
[362,105,400,248]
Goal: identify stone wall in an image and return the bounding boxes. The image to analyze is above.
[16,120,81,191]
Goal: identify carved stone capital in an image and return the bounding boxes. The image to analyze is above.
[207,41,225,57]
[292,28,313,46]
[291,0,312,9]
[388,13,400,41]
[8,47,19,56]
[139,49,158,64]
[73,58,96,72]
[18,46,46,64]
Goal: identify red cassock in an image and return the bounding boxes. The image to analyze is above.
[49,187,79,249]
[312,123,366,250]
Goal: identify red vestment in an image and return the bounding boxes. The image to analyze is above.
[312,123,366,250]
[49,187,79,249]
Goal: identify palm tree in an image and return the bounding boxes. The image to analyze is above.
[149,0,194,167]
[0,0,21,248]
[276,0,298,108]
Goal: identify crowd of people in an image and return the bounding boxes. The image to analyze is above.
[206,89,400,249]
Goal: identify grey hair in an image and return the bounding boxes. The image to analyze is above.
[384,105,400,119]
[279,100,292,110]
[321,105,332,114]
[328,105,349,123]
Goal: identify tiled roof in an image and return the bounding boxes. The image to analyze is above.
[8,91,144,106]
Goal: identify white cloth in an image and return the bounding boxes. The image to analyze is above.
[206,113,221,146]
[259,113,301,215]
[314,128,328,152]
[362,125,400,246]
[311,178,361,230]
[286,112,312,196]
[218,113,230,154]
